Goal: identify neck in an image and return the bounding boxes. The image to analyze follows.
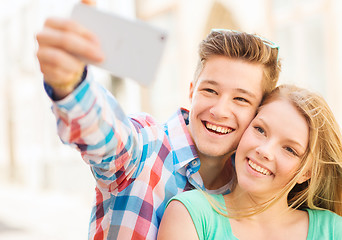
[198,153,234,190]
[226,184,291,222]
[225,185,309,240]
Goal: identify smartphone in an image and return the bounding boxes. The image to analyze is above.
[71,3,167,86]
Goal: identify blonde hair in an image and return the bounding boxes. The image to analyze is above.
[193,30,282,96]
[266,85,342,215]
[206,84,342,217]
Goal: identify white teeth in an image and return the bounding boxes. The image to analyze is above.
[206,122,232,134]
[248,160,271,176]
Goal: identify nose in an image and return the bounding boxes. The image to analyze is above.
[209,96,234,120]
[255,141,275,161]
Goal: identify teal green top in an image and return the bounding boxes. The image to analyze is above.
[169,190,342,240]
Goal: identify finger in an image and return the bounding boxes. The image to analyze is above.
[37,47,85,90]
[44,17,100,46]
[81,0,96,5]
[37,44,84,72]
[36,24,104,63]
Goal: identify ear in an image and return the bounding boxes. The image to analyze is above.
[189,81,195,103]
[297,170,311,184]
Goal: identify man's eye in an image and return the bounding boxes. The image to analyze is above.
[203,88,217,94]
[234,97,249,103]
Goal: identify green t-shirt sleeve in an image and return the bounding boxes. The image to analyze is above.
[168,189,232,240]
[167,190,209,240]
[307,208,342,239]
[335,213,342,240]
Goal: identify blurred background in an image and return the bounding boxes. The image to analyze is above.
[0,0,341,239]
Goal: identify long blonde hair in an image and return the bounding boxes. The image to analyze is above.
[206,84,342,217]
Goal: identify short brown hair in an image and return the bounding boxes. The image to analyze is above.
[193,30,281,96]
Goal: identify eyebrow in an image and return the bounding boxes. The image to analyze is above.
[286,139,306,153]
[200,80,258,99]
[235,88,257,100]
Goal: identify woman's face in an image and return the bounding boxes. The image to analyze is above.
[235,99,309,200]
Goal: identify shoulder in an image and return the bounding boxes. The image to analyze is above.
[167,190,227,239]
[160,190,219,240]
[128,112,167,140]
[158,191,200,239]
[130,112,160,127]
[308,208,342,222]
[169,189,210,208]
[171,189,206,202]
[129,110,181,132]
[307,209,342,238]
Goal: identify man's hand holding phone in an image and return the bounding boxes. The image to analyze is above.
[36,0,167,100]
[36,0,104,99]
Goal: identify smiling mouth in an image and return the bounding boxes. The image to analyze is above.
[204,121,234,134]
[248,159,272,176]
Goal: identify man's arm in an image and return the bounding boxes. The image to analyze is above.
[36,1,145,189]
[157,200,199,240]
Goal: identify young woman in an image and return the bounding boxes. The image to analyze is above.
[158,84,342,240]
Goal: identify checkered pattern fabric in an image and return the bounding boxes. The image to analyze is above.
[46,74,204,239]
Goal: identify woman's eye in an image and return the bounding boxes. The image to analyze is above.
[254,126,265,135]
[285,147,298,156]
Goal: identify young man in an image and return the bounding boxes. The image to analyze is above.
[36,2,281,239]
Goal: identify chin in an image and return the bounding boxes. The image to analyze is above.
[236,175,254,191]
[199,146,232,158]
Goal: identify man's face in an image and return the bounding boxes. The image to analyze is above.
[188,55,263,162]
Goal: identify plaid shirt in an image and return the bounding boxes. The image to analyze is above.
[46,74,207,239]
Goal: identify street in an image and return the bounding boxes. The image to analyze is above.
[0,184,92,240]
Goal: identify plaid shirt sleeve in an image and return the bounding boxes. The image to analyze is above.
[49,73,148,191]
[45,71,204,239]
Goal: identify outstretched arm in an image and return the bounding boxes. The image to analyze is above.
[158,200,199,240]
[37,0,144,190]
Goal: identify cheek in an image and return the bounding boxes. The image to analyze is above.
[189,102,201,119]
[190,93,202,107]
[236,107,258,129]
[238,115,256,134]
[236,131,253,157]
[276,157,301,180]
[187,112,196,142]
[191,95,213,114]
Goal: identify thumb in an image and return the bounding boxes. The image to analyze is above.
[81,0,96,6]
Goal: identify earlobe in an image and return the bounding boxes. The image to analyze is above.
[297,170,311,184]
